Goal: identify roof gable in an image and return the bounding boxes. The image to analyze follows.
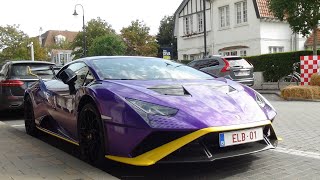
[305,29,320,46]
[40,30,78,47]
[253,0,275,19]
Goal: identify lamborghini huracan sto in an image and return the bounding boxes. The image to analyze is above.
[24,56,278,166]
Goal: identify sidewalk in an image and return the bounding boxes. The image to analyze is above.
[256,89,281,97]
[0,122,118,180]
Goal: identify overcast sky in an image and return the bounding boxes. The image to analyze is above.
[0,0,182,37]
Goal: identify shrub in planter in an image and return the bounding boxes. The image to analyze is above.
[310,74,320,86]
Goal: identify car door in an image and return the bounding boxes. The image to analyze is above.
[53,62,91,140]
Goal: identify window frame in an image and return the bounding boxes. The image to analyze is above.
[219,5,230,29]
[268,46,284,54]
[183,15,193,35]
[235,1,248,25]
[197,13,204,33]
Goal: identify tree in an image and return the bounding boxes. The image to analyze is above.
[0,24,28,50]
[121,20,159,57]
[72,17,116,58]
[88,34,126,56]
[0,25,48,61]
[268,0,320,55]
[30,38,49,60]
[156,15,177,59]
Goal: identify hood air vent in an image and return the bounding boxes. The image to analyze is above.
[148,85,191,96]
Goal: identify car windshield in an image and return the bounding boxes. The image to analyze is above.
[11,63,55,79]
[91,57,214,80]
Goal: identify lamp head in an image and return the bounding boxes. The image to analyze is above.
[72,9,78,16]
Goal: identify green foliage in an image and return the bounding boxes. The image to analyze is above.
[88,34,126,56]
[156,16,177,59]
[0,24,28,50]
[0,25,49,61]
[121,20,159,57]
[179,60,192,64]
[72,17,116,58]
[268,0,320,54]
[30,38,49,60]
[246,50,320,82]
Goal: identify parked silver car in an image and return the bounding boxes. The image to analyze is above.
[187,56,254,86]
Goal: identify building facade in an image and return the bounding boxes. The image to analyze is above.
[174,0,306,60]
[37,30,78,65]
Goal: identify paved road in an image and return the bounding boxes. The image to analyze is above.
[1,94,320,179]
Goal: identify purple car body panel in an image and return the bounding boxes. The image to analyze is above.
[25,56,277,159]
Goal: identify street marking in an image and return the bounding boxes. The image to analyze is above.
[272,147,320,160]
[11,124,25,127]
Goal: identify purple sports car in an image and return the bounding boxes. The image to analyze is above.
[24,56,278,166]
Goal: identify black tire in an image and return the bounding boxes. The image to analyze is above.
[278,75,299,90]
[24,96,39,137]
[78,103,106,166]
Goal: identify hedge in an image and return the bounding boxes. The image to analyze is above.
[179,50,320,82]
[245,50,320,82]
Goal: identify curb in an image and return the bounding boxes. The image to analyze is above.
[282,98,320,102]
[256,90,281,97]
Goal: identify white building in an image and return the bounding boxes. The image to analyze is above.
[174,0,306,60]
[36,30,78,65]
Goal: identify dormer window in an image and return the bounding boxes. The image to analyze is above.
[55,35,66,44]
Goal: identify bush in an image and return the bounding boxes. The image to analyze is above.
[310,74,320,86]
[179,60,192,65]
[245,50,320,82]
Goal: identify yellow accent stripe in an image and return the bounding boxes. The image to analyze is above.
[36,127,79,146]
[270,123,282,141]
[106,120,273,166]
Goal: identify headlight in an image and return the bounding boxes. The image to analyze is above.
[255,92,266,107]
[126,98,178,117]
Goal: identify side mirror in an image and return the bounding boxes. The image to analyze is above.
[60,69,77,85]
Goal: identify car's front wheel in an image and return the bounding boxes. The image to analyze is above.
[78,103,106,166]
[24,96,39,137]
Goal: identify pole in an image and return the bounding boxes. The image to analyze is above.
[83,14,86,57]
[203,0,207,57]
[74,4,86,57]
[28,42,34,61]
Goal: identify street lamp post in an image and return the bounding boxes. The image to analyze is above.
[73,4,87,57]
[27,42,34,61]
[203,0,207,58]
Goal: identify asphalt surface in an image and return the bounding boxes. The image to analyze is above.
[1,94,320,179]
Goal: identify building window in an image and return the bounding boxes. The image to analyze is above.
[184,16,193,35]
[231,51,238,56]
[240,50,247,56]
[183,54,188,60]
[269,46,284,53]
[219,6,230,28]
[235,1,247,25]
[197,13,203,33]
[223,52,230,56]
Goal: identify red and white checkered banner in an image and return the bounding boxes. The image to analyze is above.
[300,56,320,86]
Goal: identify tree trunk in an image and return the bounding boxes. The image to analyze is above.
[313,26,318,55]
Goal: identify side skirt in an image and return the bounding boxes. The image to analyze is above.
[36,126,79,146]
